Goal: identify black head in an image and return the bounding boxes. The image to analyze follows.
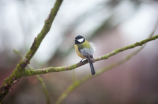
[75,35,85,44]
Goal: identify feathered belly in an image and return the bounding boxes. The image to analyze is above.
[74,45,85,59]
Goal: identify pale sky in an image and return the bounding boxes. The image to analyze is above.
[0,0,157,63]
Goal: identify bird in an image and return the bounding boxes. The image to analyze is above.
[74,35,96,75]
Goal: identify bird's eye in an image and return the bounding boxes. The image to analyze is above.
[77,38,84,42]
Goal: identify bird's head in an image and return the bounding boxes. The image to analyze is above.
[75,35,85,44]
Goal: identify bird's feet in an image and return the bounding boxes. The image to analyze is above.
[87,56,95,63]
[80,59,84,63]
[80,59,87,64]
[90,58,95,63]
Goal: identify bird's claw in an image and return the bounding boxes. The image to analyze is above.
[80,59,84,64]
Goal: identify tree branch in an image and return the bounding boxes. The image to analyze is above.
[25,35,158,76]
[0,0,63,101]
[55,46,144,104]
[36,75,50,104]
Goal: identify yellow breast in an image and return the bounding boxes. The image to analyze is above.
[74,45,85,59]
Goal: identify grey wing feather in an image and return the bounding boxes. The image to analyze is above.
[80,42,95,57]
[80,48,94,57]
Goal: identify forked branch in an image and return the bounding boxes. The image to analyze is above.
[0,0,63,101]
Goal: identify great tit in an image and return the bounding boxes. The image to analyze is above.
[74,35,96,75]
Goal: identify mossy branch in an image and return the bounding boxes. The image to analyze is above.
[0,0,63,102]
[55,45,145,104]
[25,35,158,76]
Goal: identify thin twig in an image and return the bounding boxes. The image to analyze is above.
[13,50,50,104]
[36,75,50,104]
[72,70,77,83]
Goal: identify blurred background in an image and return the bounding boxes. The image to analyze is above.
[0,0,158,104]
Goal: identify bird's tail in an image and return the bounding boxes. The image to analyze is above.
[88,60,95,75]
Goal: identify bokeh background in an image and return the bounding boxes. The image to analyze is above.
[1,0,158,104]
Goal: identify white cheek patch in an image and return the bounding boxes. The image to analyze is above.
[77,38,84,42]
